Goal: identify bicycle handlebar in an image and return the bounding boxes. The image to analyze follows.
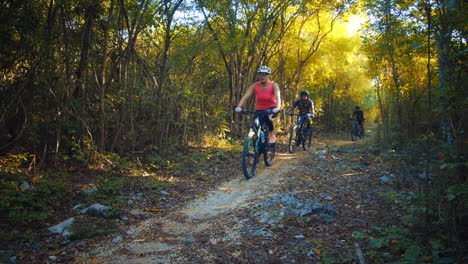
[286,111,314,118]
[240,109,281,115]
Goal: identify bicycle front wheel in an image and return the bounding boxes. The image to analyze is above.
[302,127,312,150]
[242,135,259,179]
[288,126,299,153]
[351,125,357,141]
[263,140,276,166]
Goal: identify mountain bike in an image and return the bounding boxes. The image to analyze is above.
[286,112,312,153]
[240,109,277,179]
[350,119,364,141]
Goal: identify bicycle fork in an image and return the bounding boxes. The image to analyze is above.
[248,128,262,154]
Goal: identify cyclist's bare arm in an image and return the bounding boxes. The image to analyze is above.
[237,83,256,108]
[272,82,281,109]
[308,101,314,115]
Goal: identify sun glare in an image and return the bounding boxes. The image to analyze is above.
[347,15,365,36]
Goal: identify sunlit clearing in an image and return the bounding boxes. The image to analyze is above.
[196,133,236,149]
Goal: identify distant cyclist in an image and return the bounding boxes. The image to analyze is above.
[351,105,365,133]
[289,90,315,135]
[235,66,282,143]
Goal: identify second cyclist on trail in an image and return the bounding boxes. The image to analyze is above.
[288,90,315,136]
[235,66,282,143]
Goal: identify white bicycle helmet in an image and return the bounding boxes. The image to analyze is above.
[257,66,271,74]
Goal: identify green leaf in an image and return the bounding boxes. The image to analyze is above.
[411,42,422,49]
[446,184,468,201]
[369,238,386,248]
[438,257,456,264]
[403,244,421,261]
[352,231,367,239]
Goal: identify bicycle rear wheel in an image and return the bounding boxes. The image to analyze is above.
[242,135,259,179]
[288,126,299,153]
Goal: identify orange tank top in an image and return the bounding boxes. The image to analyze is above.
[255,81,277,110]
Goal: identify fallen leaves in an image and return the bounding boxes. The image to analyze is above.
[144,208,162,212]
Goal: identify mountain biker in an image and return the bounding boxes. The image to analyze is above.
[351,105,365,133]
[235,66,282,143]
[289,90,315,135]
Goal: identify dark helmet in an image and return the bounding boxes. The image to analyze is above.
[300,90,309,97]
[355,105,361,109]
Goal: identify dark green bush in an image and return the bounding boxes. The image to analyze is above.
[0,176,68,224]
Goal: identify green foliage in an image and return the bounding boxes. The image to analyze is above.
[80,174,126,208]
[144,176,174,199]
[0,174,69,224]
[359,185,458,263]
[69,136,99,166]
[446,184,468,203]
[0,153,35,172]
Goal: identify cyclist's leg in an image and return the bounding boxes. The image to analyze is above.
[299,114,309,134]
[305,114,312,132]
[266,109,277,143]
[256,113,274,147]
[298,114,305,125]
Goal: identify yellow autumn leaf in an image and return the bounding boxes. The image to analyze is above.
[402,218,410,226]
[147,208,161,212]
[91,256,104,263]
[314,249,321,255]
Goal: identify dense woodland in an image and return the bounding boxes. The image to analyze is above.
[0,0,466,262]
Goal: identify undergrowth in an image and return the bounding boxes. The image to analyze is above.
[0,141,238,227]
[353,138,466,263]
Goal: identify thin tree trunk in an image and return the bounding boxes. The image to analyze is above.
[98,0,115,153]
[74,0,101,98]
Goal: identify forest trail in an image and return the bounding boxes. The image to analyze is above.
[75,137,366,264]
[75,149,309,263]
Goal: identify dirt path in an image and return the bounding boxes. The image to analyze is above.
[76,148,312,263]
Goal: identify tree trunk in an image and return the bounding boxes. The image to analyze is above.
[98,0,115,153]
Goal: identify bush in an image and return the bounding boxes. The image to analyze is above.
[80,174,126,208]
[0,175,68,224]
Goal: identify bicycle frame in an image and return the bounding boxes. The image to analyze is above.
[295,116,305,130]
[245,110,271,151]
[288,113,306,135]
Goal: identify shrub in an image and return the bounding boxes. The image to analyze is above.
[0,175,68,224]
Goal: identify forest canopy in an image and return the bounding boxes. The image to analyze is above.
[0,0,465,163]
